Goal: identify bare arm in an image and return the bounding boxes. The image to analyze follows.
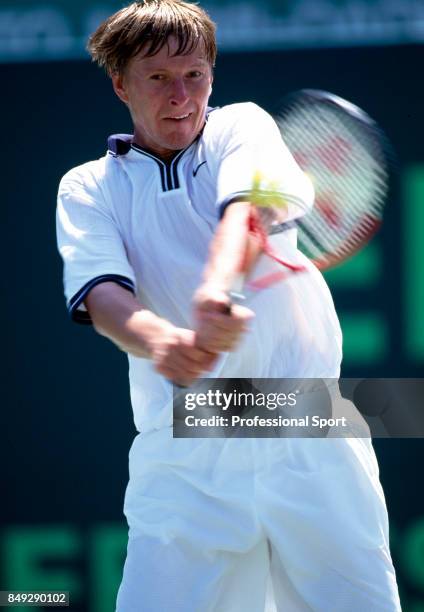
[193,202,262,353]
[85,282,217,386]
[202,201,264,291]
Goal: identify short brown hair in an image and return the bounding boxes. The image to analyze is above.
[87,0,217,76]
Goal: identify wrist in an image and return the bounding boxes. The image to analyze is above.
[198,280,230,295]
[126,310,175,358]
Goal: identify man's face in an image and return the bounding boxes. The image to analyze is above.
[112,37,213,160]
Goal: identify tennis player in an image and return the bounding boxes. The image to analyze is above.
[56,1,401,610]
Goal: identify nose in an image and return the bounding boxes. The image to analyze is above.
[169,78,188,106]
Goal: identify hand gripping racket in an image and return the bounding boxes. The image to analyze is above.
[231,89,394,302]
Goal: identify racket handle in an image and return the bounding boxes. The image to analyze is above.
[223,273,247,314]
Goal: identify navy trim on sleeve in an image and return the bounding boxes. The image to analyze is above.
[68,274,136,325]
[218,192,308,221]
[131,142,188,192]
[269,220,297,234]
[218,192,253,219]
[218,194,297,234]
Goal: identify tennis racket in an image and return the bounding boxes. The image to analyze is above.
[231,88,394,300]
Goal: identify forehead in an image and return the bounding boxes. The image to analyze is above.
[130,36,209,71]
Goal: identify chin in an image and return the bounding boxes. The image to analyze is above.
[166,132,197,151]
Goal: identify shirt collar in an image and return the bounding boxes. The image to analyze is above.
[107,133,132,156]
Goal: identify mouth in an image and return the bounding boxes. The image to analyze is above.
[164,112,192,121]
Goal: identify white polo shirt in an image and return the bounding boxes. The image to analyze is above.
[57,102,342,433]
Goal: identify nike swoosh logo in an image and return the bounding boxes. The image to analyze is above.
[193,160,207,177]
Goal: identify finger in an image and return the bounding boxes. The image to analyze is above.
[178,344,219,369]
[202,352,220,370]
[196,297,232,314]
[195,329,244,353]
[153,351,203,379]
[199,339,239,353]
[156,364,197,388]
[173,346,220,377]
[173,376,196,388]
[227,304,255,322]
[198,311,253,334]
[171,352,218,385]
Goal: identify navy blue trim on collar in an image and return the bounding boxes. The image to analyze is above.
[131,144,168,190]
[68,274,135,325]
[107,134,132,156]
[130,142,191,192]
[106,110,219,193]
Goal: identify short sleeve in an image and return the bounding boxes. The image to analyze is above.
[56,164,136,324]
[212,103,314,221]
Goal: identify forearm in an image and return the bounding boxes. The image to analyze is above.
[85,282,218,384]
[203,201,261,291]
[193,202,257,352]
[85,282,171,358]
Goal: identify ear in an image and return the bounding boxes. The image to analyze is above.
[111,72,129,105]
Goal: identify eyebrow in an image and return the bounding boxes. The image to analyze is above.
[135,54,209,67]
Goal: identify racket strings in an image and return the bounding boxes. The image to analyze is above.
[277,99,389,267]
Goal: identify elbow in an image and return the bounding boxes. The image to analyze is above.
[91,317,108,338]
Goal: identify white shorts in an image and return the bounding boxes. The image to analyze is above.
[116,429,401,612]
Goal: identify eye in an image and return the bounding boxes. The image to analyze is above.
[150,74,166,81]
[187,70,203,78]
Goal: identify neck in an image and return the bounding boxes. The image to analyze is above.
[131,140,182,163]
